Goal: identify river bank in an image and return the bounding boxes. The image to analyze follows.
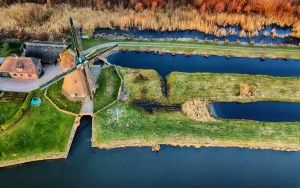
[83,39,300,60]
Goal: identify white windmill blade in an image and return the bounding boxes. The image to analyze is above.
[81,42,118,59]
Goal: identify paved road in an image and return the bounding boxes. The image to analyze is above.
[0,64,63,92]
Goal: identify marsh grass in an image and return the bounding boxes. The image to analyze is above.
[0,3,299,39]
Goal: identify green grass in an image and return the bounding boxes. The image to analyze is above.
[94,66,121,112]
[0,41,22,57]
[117,67,165,102]
[93,68,300,150]
[0,103,21,125]
[94,102,300,150]
[167,72,300,103]
[47,80,82,114]
[0,90,75,162]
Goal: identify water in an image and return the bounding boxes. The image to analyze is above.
[94,25,300,45]
[0,117,299,188]
[212,102,300,122]
[108,51,300,77]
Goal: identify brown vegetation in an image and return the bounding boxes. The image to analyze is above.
[239,84,252,97]
[0,1,299,39]
[181,100,216,122]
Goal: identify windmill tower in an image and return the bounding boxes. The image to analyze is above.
[39,18,118,101]
[60,19,90,101]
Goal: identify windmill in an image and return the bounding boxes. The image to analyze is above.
[40,18,118,101]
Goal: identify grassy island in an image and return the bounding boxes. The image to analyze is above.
[168,72,300,103]
[93,67,300,151]
[0,90,76,167]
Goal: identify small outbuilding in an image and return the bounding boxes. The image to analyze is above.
[0,57,42,79]
[23,41,69,64]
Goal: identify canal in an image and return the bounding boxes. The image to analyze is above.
[108,51,300,77]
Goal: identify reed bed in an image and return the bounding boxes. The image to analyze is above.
[0,3,299,39]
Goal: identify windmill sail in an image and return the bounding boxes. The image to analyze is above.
[69,18,82,57]
[39,66,77,90]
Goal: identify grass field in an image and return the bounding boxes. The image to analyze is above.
[93,67,300,151]
[113,68,300,104]
[94,66,121,112]
[0,90,75,164]
[47,80,82,114]
[117,67,165,102]
[93,102,300,151]
[0,103,21,125]
[168,72,300,103]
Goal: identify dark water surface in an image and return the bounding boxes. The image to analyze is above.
[212,102,300,122]
[0,117,299,188]
[95,25,300,45]
[108,51,300,77]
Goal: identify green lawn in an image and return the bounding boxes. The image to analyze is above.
[117,67,165,102]
[94,102,300,151]
[0,90,75,163]
[93,67,300,151]
[167,72,300,103]
[0,103,21,125]
[47,80,82,114]
[94,66,121,112]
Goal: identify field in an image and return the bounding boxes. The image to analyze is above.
[0,90,75,165]
[46,80,82,114]
[92,67,300,151]
[93,102,300,151]
[94,66,121,112]
[0,103,21,125]
[117,67,165,102]
[168,72,300,103]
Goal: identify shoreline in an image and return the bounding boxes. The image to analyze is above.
[118,44,300,60]
[92,139,300,152]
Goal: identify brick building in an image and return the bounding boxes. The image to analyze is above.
[0,57,42,79]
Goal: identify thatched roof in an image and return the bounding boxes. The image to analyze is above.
[24,41,68,64]
[0,57,40,74]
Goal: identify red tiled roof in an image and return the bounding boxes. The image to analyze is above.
[0,57,40,74]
